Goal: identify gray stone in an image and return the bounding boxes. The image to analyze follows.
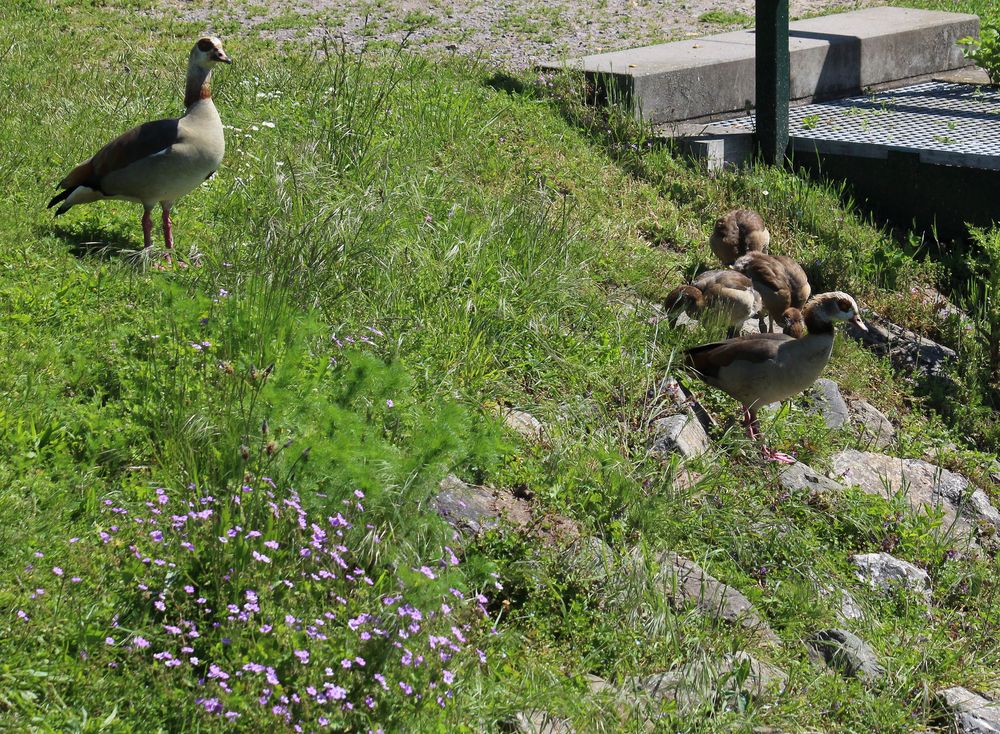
[513,711,574,734]
[779,461,846,498]
[567,536,615,582]
[938,686,1000,734]
[845,313,956,378]
[849,399,896,450]
[808,629,884,682]
[818,585,865,623]
[807,379,850,429]
[628,652,786,712]
[502,408,545,443]
[644,550,779,643]
[674,311,699,331]
[852,552,931,602]
[651,412,710,460]
[433,475,501,536]
[739,316,762,336]
[831,449,1000,540]
[542,8,977,123]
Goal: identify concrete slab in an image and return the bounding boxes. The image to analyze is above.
[541,7,978,123]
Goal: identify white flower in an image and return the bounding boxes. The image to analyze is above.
[261,121,275,129]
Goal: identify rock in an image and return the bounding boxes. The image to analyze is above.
[848,398,896,450]
[567,536,615,582]
[641,550,779,643]
[628,652,786,712]
[818,585,864,623]
[433,474,501,536]
[512,711,574,734]
[937,686,1000,734]
[739,316,761,336]
[845,313,956,378]
[434,475,583,548]
[779,461,846,498]
[807,379,850,429]
[651,412,710,459]
[502,408,545,442]
[852,552,931,602]
[831,449,1000,540]
[808,628,884,682]
[675,311,699,331]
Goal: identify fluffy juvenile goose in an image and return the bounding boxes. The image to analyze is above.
[664,270,761,338]
[733,251,811,333]
[48,37,231,264]
[710,209,770,266]
[684,292,867,462]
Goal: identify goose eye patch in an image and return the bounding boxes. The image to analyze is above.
[197,38,214,52]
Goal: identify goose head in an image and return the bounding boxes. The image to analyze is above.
[191,36,232,69]
[806,291,868,331]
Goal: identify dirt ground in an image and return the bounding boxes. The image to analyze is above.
[164,0,880,68]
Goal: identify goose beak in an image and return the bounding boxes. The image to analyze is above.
[851,314,868,331]
[214,50,232,64]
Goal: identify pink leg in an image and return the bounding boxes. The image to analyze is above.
[746,406,795,462]
[142,209,154,249]
[162,208,174,251]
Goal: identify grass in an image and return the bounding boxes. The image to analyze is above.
[2,0,1000,732]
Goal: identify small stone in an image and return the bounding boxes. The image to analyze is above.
[640,550,779,642]
[832,449,1000,540]
[739,316,761,336]
[433,475,500,537]
[937,686,1000,734]
[849,398,896,450]
[567,536,615,582]
[628,652,786,712]
[807,378,850,429]
[651,412,710,459]
[512,710,574,734]
[503,408,545,443]
[779,461,846,497]
[852,552,931,602]
[818,585,864,622]
[808,628,884,682]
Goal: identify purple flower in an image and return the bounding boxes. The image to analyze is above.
[294,649,310,664]
[133,636,150,649]
[263,540,279,550]
[16,610,29,621]
[443,670,455,685]
[52,566,63,577]
[105,637,115,646]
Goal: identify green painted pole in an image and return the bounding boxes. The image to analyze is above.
[755,0,790,165]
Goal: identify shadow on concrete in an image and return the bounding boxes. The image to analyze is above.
[787,30,862,101]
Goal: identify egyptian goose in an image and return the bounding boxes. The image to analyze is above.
[684,292,867,462]
[48,37,231,264]
[664,270,761,338]
[733,252,811,333]
[709,209,770,266]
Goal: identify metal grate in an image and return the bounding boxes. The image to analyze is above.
[724,82,1000,170]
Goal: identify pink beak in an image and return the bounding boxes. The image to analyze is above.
[851,314,868,331]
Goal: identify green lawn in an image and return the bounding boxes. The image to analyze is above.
[1,1,999,732]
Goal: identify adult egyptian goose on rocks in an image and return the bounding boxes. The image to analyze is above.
[48,37,231,264]
[710,209,770,266]
[733,251,811,333]
[684,292,867,462]
[664,270,761,338]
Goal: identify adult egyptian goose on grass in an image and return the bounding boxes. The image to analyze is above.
[684,291,867,462]
[733,251,811,333]
[664,269,761,338]
[709,209,770,266]
[48,37,231,264]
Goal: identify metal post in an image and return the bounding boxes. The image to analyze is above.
[755,0,790,165]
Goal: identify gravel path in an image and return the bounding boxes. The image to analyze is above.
[162,0,880,68]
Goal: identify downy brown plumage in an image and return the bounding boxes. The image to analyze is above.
[664,269,761,337]
[709,209,770,266]
[733,251,811,333]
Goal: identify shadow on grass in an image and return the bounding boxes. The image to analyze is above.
[47,222,148,265]
[485,72,528,96]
